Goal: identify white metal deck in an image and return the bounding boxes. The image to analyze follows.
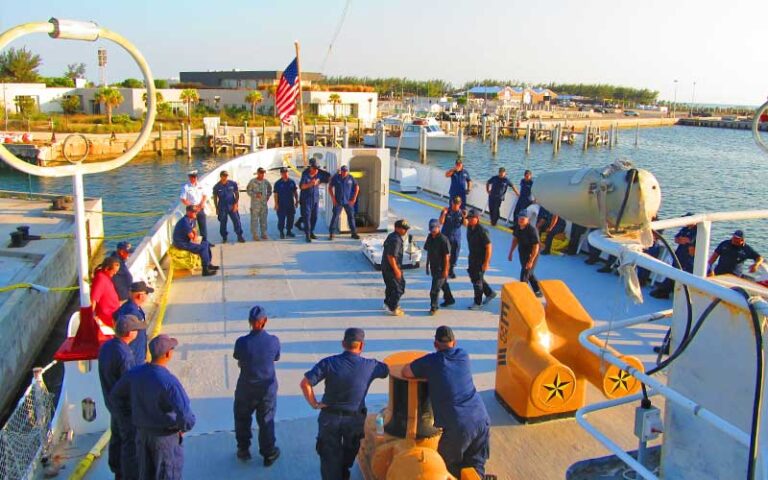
[81,187,670,479]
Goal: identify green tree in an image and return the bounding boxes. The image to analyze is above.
[59,95,81,115]
[120,78,144,88]
[14,95,37,116]
[244,90,263,120]
[0,47,42,83]
[65,62,86,81]
[44,76,75,87]
[179,88,199,121]
[95,86,124,124]
[142,91,164,109]
[154,79,169,89]
[328,93,342,119]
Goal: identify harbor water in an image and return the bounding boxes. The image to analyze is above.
[0,125,765,254]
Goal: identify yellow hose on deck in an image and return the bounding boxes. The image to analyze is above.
[67,429,111,480]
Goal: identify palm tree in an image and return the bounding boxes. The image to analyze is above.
[179,88,199,122]
[328,93,342,119]
[244,90,263,120]
[142,91,164,109]
[95,87,124,124]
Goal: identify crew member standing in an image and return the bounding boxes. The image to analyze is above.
[180,170,211,244]
[651,216,697,299]
[445,160,472,209]
[328,165,361,240]
[508,211,542,297]
[91,256,122,328]
[299,163,324,242]
[246,167,272,241]
[424,218,455,315]
[382,219,410,316]
[295,158,330,233]
[110,241,134,301]
[98,315,147,480]
[273,167,298,239]
[466,209,496,309]
[403,326,491,479]
[172,205,219,277]
[113,281,155,365]
[485,167,516,226]
[513,170,534,220]
[300,328,389,480]
[233,306,281,466]
[440,197,468,279]
[110,335,196,480]
[213,170,245,243]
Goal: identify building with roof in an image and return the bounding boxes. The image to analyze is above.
[178,70,325,89]
[467,86,557,107]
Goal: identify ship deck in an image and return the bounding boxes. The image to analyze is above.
[81,188,671,480]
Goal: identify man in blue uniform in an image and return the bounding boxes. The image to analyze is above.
[299,163,325,243]
[382,219,409,316]
[180,170,211,245]
[111,241,134,301]
[445,160,472,209]
[113,281,154,365]
[173,206,219,276]
[466,209,496,309]
[233,305,281,465]
[300,328,389,480]
[99,315,147,480]
[273,167,298,239]
[110,335,196,480]
[328,165,361,240]
[536,205,566,255]
[708,229,763,276]
[295,158,331,233]
[651,217,697,299]
[424,218,455,315]
[440,196,468,279]
[508,211,543,297]
[513,170,534,220]
[403,326,491,479]
[485,167,516,226]
[212,170,245,243]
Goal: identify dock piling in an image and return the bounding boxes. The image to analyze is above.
[250,129,257,152]
[635,122,640,147]
[481,116,487,142]
[342,127,349,148]
[223,122,228,136]
[279,122,284,147]
[419,126,427,163]
[186,124,192,159]
[525,123,531,154]
[614,123,619,146]
[458,128,464,158]
[158,124,163,156]
[583,125,589,151]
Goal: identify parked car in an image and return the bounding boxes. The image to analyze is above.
[447,111,465,121]
[624,110,640,117]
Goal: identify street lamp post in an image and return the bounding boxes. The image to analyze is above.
[673,79,678,118]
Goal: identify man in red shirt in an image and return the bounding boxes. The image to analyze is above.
[91,256,122,327]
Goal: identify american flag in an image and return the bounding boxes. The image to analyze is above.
[276,58,299,125]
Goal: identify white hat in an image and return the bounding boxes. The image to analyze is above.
[188,169,199,176]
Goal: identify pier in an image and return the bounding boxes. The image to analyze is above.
[677,117,768,131]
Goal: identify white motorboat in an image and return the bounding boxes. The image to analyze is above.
[363,117,461,152]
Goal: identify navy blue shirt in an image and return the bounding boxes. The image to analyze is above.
[304,351,389,413]
[111,251,133,301]
[486,175,513,199]
[513,223,540,260]
[674,226,697,270]
[441,208,465,239]
[98,338,135,411]
[714,240,761,275]
[382,232,404,272]
[233,329,281,392]
[410,347,489,429]
[330,173,358,204]
[299,171,322,204]
[111,364,196,433]
[172,217,195,246]
[519,179,534,204]
[212,180,239,208]
[467,224,491,268]
[114,300,147,366]
[424,233,451,277]
[273,178,297,210]
[449,169,471,196]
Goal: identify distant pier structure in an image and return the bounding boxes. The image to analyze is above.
[678,117,768,131]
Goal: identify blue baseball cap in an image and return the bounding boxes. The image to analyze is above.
[340,165,348,172]
[518,210,529,218]
[149,334,178,359]
[428,218,440,230]
[116,241,134,253]
[115,314,146,336]
[249,305,267,322]
[734,230,745,239]
[343,328,365,343]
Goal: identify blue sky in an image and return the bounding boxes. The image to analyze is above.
[1,0,766,105]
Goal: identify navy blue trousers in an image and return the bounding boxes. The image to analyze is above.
[300,200,319,236]
[448,235,461,274]
[542,219,566,254]
[382,270,405,311]
[173,240,212,266]
[136,430,183,480]
[217,207,243,238]
[276,207,296,234]
[109,416,138,479]
[468,267,493,305]
[329,203,357,234]
[438,420,490,478]
[196,210,209,242]
[316,410,365,480]
[488,196,503,225]
[429,276,454,309]
[234,386,277,457]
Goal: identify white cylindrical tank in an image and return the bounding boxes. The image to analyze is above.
[533,161,661,230]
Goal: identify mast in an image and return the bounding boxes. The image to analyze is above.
[294,41,308,167]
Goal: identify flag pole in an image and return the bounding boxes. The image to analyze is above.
[294,41,308,167]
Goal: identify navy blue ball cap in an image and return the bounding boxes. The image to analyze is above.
[734,229,745,239]
[518,210,529,218]
[435,325,455,343]
[249,305,267,322]
[428,218,440,230]
[343,327,365,343]
[116,241,134,253]
[467,209,480,218]
[279,167,288,173]
[220,170,229,177]
[115,314,146,336]
[309,158,318,166]
[185,205,196,213]
[149,334,178,359]
[130,281,154,294]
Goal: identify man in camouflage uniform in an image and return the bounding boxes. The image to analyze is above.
[247,167,273,241]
